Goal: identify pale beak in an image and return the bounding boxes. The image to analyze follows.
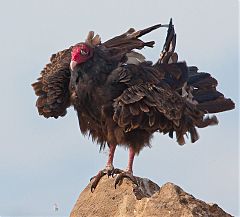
[70,60,77,71]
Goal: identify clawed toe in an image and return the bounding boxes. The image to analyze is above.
[90,167,121,192]
[114,171,138,189]
[90,168,138,192]
[111,168,124,177]
[90,170,106,192]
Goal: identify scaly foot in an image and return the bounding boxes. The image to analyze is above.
[90,166,122,192]
[114,171,138,189]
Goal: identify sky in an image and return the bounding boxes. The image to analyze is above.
[0,0,239,216]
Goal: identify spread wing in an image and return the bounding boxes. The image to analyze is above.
[113,83,184,132]
[155,19,234,113]
[111,19,234,145]
[103,24,162,48]
[31,47,72,118]
[101,24,167,64]
[112,79,218,145]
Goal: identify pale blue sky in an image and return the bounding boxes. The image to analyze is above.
[0,0,239,216]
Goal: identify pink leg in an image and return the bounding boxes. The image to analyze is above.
[90,144,116,192]
[125,146,135,174]
[114,146,138,188]
[106,144,116,170]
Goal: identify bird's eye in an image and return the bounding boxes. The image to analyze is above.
[80,49,89,56]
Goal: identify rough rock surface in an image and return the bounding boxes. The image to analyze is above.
[70,176,232,217]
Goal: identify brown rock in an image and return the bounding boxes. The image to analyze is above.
[70,176,233,217]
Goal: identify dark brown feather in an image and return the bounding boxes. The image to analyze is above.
[32,21,235,152]
[32,48,72,118]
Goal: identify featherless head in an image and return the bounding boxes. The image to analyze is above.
[70,31,101,71]
[70,43,93,70]
[71,43,93,63]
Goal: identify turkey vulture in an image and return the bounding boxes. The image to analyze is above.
[32,19,235,191]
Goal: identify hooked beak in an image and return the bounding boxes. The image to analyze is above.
[70,60,77,71]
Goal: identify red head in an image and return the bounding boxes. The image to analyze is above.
[70,43,93,71]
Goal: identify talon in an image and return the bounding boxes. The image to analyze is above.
[114,171,138,189]
[112,168,124,177]
[90,175,96,182]
[90,170,106,192]
[90,167,121,191]
[107,169,112,177]
[114,176,121,189]
[91,185,95,193]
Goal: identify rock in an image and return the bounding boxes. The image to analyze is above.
[70,176,233,217]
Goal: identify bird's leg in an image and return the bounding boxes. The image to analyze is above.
[126,145,135,173]
[114,146,138,188]
[105,144,116,176]
[90,144,116,192]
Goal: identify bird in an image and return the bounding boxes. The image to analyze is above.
[32,19,235,192]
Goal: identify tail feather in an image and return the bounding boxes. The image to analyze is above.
[152,22,235,145]
[188,72,210,85]
[197,98,235,113]
[192,76,218,89]
[157,18,178,64]
[193,89,223,103]
[189,126,199,143]
[188,73,218,89]
[186,66,235,114]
